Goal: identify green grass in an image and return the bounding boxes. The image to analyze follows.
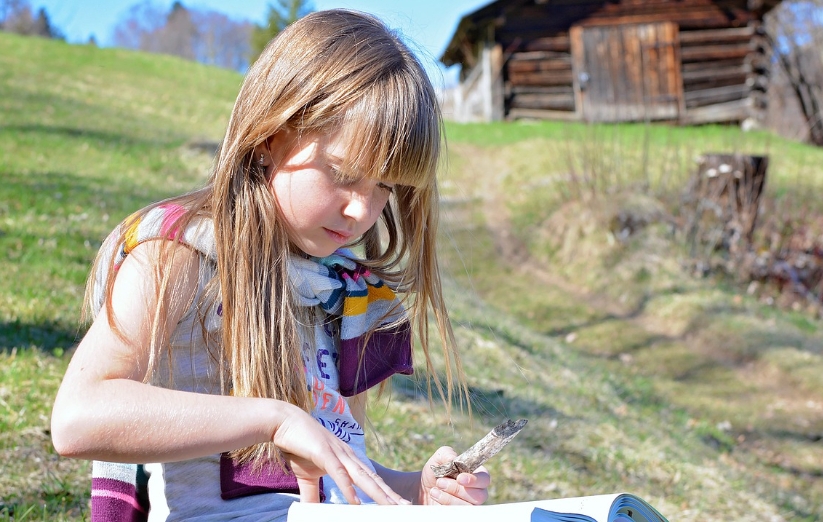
[436,119,823,519]
[0,32,239,517]
[3,30,823,521]
[0,349,89,520]
[0,32,236,350]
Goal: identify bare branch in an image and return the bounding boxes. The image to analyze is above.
[431,419,528,479]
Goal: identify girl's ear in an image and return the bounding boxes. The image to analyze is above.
[252,140,273,168]
[253,131,293,174]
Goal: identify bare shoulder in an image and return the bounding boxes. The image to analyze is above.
[111,240,202,319]
[67,240,203,382]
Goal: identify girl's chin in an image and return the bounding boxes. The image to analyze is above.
[291,233,356,259]
[293,243,339,259]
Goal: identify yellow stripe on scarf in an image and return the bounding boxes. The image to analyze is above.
[343,283,397,317]
[123,215,142,255]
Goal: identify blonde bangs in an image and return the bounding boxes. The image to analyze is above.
[336,72,442,190]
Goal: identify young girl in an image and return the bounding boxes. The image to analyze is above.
[51,8,490,521]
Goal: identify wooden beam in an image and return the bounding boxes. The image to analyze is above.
[510,92,576,111]
[684,84,750,108]
[508,70,574,86]
[522,35,571,52]
[682,64,749,83]
[510,85,575,95]
[460,35,477,70]
[684,76,748,92]
[679,26,755,45]
[680,44,751,62]
[508,57,572,73]
[682,98,753,124]
[683,58,746,72]
[509,50,571,62]
[507,108,580,121]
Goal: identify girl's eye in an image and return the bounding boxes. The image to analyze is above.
[330,165,393,193]
[329,167,358,186]
[329,166,344,180]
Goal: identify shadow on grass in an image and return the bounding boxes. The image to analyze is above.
[0,167,158,214]
[391,373,566,425]
[0,319,81,354]
[4,123,177,148]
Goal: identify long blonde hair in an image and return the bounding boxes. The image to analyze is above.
[87,9,467,464]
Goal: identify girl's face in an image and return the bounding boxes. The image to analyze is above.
[269,131,394,258]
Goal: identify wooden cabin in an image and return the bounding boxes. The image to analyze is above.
[440,0,783,124]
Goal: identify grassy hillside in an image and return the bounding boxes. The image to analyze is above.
[435,123,823,520]
[2,31,823,521]
[0,32,240,519]
[0,32,239,347]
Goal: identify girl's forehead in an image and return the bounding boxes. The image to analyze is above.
[289,120,433,188]
[308,129,377,176]
[316,131,349,163]
[284,131,347,165]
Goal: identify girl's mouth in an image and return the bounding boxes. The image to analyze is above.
[324,228,352,244]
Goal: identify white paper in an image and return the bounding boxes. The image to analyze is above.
[287,494,624,522]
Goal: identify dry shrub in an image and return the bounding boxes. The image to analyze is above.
[533,191,685,314]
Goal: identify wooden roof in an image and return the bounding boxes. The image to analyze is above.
[441,0,784,67]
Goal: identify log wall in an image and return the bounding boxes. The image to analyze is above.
[489,0,772,123]
[679,25,769,124]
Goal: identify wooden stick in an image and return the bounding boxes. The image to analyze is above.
[431,419,528,479]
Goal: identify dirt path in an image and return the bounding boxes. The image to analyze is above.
[465,160,635,319]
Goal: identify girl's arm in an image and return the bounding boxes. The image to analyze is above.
[51,241,405,506]
[52,241,272,462]
[349,393,490,505]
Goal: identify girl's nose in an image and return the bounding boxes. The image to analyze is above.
[342,190,372,222]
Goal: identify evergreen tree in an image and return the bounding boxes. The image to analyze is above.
[112,1,252,72]
[250,0,313,60]
[0,0,63,39]
[154,1,198,60]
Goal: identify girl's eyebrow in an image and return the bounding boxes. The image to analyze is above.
[324,154,352,174]
[323,148,346,164]
[324,151,364,178]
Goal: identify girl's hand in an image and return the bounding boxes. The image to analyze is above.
[419,446,491,506]
[272,403,408,506]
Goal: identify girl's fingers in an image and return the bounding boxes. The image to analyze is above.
[296,477,322,503]
[432,467,491,505]
[429,484,473,506]
[276,411,408,506]
[430,483,488,506]
[431,445,458,463]
[323,461,362,505]
[322,450,406,506]
[345,459,408,505]
[421,446,491,506]
[356,466,410,505]
[457,467,491,489]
